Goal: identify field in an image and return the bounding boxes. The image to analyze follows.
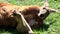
[0,0,60,34]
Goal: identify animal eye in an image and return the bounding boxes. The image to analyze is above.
[43,7,46,9]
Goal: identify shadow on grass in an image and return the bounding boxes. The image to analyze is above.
[33,23,50,31]
[0,22,55,34]
[0,27,28,34]
[33,20,56,32]
[0,20,56,34]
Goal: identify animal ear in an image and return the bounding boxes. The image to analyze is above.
[43,0,58,13]
[48,8,58,13]
[43,0,49,7]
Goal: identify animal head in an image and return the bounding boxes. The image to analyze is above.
[38,0,58,20]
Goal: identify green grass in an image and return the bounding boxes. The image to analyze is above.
[0,0,60,34]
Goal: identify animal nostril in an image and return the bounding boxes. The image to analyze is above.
[40,14,44,17]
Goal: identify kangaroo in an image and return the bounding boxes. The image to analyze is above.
[0,0,58,34]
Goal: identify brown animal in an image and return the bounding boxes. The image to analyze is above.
[0,0,58,34]
[0,2,34,34]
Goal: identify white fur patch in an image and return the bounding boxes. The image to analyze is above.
[38,7,47,16]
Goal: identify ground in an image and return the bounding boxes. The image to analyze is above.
[0,0,60,34]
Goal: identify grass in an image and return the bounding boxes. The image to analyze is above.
[0,0,60,34]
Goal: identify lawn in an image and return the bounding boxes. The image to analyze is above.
[0,0,60,34]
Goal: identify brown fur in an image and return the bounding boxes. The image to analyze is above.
[0,2,41,28]
[0,2,53,29]
[0,2,56,33]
